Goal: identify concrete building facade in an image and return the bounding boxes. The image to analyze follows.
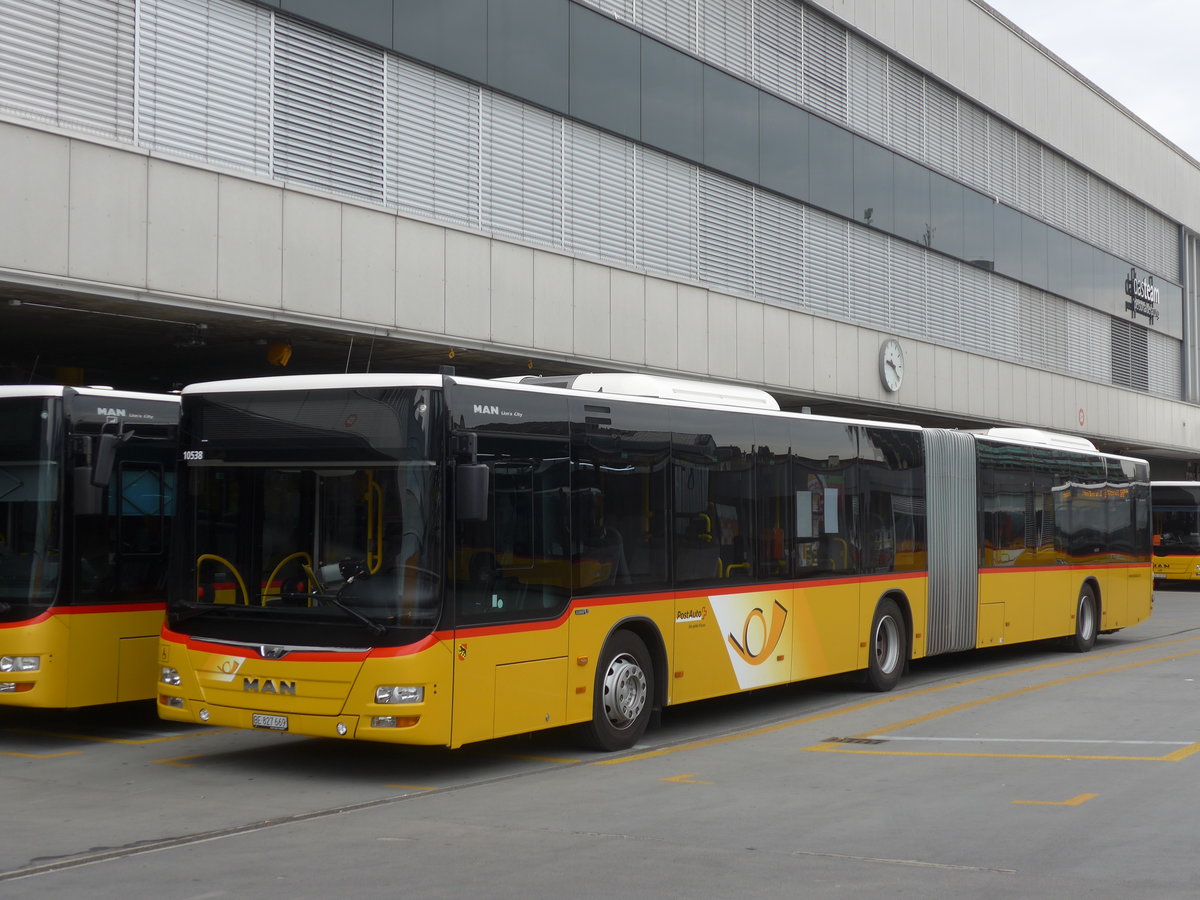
[1,0,1197,469]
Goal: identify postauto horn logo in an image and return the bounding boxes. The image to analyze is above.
[727,600,788,665]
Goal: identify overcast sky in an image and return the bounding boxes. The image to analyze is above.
[985,0,1200,159]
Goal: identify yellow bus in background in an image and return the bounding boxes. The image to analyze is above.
[1151,482,1200,584]
[0,386,179,707]
[158,373,1151,750]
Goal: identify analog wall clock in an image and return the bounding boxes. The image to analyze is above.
[879,338,904,392]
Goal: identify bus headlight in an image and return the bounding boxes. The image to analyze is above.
[0,656,39,672]
[160,666,181,686]
[375,685,424,704]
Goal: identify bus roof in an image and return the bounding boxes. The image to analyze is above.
[180,373,445,395]
[0,385,180,403]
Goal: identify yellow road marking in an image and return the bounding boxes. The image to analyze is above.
[1012,793,1098,806]
[804,645,1200,761]
[505,754,583,764]
[6,726,235,746]
[594,634,1200,765]
[661,773,712,784]
[2,750,82,759]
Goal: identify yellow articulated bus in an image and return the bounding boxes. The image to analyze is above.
[0,386,179,707]
[1151,482,1200,584]
[157,372,1151,750]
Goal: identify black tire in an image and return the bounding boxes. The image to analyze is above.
[1064,584,1098,653]
[575,631,654,752]
[864,598,906,692]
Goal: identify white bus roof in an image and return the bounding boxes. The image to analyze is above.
[0,385,179,403]
[971,427,1098,453]
[181,373,445,395]
[497,372,780,411]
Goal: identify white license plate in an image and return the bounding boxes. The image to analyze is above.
[252,713,289,731]
[1153,573,1164,579]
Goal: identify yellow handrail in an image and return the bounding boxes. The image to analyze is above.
[261,551,314,605]
[364,471,383,575]
[196,554,249,605]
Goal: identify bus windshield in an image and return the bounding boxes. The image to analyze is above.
[0,397,62,620]
[1152,484,1200,555]
[169,387,444,647]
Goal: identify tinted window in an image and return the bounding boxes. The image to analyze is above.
[1069,237,1097,306]
[1021,216,1048,290]
[929,173,964,258]
[569,5,640,138]
[703,67,759,182]
[641,39,702,162]
[993,204,1022,279]
[790,418,859,577]
[487,0,569,114]
[963,188,995,270]
[893,155,931,247]
[754,418,793,581]
[671,410,756,587]
[393,0,488,83]
[853,136,893,232]
[1046,226,1072,298]
[808,116,853,219]
[860,429,926,574]
[759,93,809,201]
[283,0,391,46]
[570,399,670,594]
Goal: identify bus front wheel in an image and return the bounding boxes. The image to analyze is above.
[864,598,906,692]
[576,631,654,752]
[1064,584,1098,653]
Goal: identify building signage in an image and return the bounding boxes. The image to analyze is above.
[1124,267,1160,324]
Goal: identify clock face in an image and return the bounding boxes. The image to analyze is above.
[879,339,904,392]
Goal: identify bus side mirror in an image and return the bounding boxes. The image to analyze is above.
[456,464,489,522]
[92,433,120,488]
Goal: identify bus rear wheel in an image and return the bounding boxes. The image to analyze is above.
[575,631,653,752]
[864,598,906,692]
[1064,584,1098,653]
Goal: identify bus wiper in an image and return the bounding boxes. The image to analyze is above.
[301,563,386,636]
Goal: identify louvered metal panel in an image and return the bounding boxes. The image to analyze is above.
[889,239,927,338]
[0,0,135,139]
[482,93,561,248]
[1041,289,1069,371]
[1066,302,1108,384]
[1147,212,1180,283]
[388,57,480,228]
[1041,151,1068,231]
[273,16,385,202]
[698,170,755,295]
[988,118,1018,206]
[0,0,64,123]
[138,0,270,174]
[804,209,849,319]
[1064,164,1089,240]
[847,35,888,145]
[1015,134,1043,219]
[638,0,697,54]
[988,276,1020,360]
[887,61,924,162]
[1086,177,1112,250]
[923,80,958,179]
[957,103,990,195]
[1111,318,1150,391]
[1148,330,1182,398]
[638,149,699,281]
[958,263,991,355]
[923,428,978,657]
[698,0,752,79]
[801,8,848,124]
[926,252,960,348]
[847,225,890,326]
[753,191,803,306]
[752,0,804,108]
[576,0,634,24]
[565,122,635,263]
[1017,284,1044,365]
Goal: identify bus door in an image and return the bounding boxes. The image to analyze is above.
[451,432,571,747]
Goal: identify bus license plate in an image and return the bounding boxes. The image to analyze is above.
[252,713,289,731]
